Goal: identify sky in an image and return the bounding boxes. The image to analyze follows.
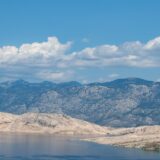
[0,0,160,83]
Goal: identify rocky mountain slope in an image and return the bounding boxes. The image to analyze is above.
[0,112,108,135]
[0,78,160,127]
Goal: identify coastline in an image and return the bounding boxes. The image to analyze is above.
[0,112,160,152]
[81,126,160,152]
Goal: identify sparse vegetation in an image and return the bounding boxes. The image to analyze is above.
[142,142,160,152]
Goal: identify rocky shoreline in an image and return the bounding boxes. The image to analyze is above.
[82,125,160,152]
[0,112,160,152]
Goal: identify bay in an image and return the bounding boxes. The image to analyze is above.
[0,133,160,160]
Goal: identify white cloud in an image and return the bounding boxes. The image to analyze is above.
[0,36,160,82]
[97,74,120,83]
[65,36,160,68]
[144,37,160,50]
[108,73,119,78]
[0,37,71,66]
[37,70,74,82]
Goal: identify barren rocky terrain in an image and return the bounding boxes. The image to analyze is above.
[0,112,160,151]
[84,125,160,151]
[0,112,109,135]
[1,78,160,127]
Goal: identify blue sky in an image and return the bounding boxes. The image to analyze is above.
[0,0,160,82]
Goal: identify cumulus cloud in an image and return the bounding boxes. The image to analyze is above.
[0,36,160,82]
[37,70,74,82]
[66,37,160,68]
[0,37,71,66]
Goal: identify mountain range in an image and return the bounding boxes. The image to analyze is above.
[0,78,160,127]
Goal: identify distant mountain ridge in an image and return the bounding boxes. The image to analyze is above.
[0,78,160,127]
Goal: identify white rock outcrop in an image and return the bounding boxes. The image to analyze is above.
[0,112,109,135]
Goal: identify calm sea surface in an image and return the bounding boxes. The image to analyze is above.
[0,133,160,160]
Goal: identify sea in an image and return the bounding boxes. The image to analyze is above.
[0,133,160,160]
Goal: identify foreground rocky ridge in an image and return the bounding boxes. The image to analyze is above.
[84,125,160,151]
[0,78,160,127]
[0,112,108,135]
[0,112,160,151]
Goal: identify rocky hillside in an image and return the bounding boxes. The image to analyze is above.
[85,125,160,151]
[0,78,160,127]
[0,112,108,135]
[1,112,159,152]
[1,112,160,151]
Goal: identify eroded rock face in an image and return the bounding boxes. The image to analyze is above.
[0,78,160,127]
[84,125,160,152]
[1,112,159,152]
[0,112,109,135]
